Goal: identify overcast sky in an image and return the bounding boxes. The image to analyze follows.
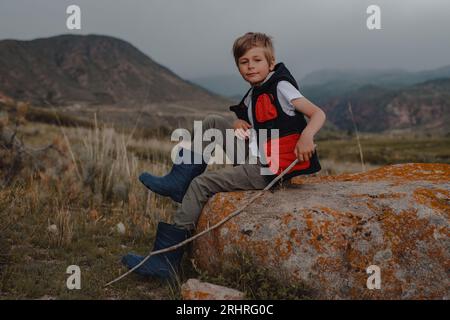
[1,0,449,79]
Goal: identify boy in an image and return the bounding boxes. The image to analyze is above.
[122,32,326,279]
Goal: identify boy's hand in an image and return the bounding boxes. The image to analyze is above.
[233,119,252,140]
[294,133,317,162]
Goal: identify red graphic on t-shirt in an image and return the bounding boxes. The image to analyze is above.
[255,93,277,123]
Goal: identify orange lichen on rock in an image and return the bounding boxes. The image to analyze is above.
[192,163,449,299]
[292,163,449,184]
[413,188,450,215]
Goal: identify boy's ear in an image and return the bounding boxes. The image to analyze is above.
[269,58,276,71]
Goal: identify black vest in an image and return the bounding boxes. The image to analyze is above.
[230,62,321,180]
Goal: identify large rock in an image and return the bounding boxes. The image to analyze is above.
[192,163,449,299]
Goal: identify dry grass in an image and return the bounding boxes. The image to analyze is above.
[0,107,179,299]
[48,206,73,248]
[348,102,366,172]
[1,102,447,299]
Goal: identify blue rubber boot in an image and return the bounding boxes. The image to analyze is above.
[139,148,207,203]
[121,222,190,279]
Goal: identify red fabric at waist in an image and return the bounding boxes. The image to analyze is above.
[263,133,311,175]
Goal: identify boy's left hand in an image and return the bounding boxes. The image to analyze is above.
[294,133,317,162]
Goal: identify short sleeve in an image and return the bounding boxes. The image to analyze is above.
[244,88,254,126]
[276,81,303,116]
[243,88,253,108]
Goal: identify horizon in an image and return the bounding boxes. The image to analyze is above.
[2,32,449,83]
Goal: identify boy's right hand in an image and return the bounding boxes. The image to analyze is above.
[233,119,252,140]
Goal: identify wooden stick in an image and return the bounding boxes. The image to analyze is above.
[104,159,299,287]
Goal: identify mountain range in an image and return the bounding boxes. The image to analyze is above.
[0,34,448,134]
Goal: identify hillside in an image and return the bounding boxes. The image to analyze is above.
[319,78,450,133]
[0,34,230,109]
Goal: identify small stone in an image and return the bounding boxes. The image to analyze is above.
[47,224,58,234]
[116,222,126,235]
[36,295,56,300]
[181,279,245,300]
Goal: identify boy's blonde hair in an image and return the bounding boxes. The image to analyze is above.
[232,32,275,66]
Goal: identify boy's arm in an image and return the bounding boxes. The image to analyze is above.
[291,97,326,162]
[291,97,326,137]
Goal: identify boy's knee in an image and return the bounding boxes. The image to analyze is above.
[189,175,207,191]
[188,174,216,196]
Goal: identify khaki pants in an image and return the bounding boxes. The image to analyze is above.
[173,114,272,231]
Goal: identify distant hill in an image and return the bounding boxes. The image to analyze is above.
[189,66,450,103]
[301,66,450,105]
[0,34,230,109]
[320,78,450,134]
[300,66,450,87]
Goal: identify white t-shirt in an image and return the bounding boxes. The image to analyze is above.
[243,73,303,158]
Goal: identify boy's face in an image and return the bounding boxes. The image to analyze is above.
[237,46,275,86]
